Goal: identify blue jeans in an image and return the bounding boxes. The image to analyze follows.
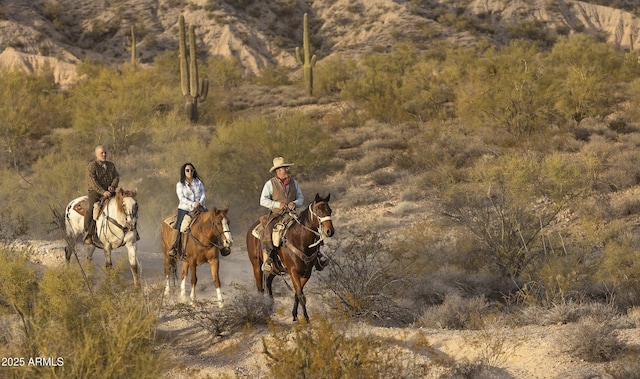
[175,209,189,230]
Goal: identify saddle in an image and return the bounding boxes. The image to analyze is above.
[73,197,109,220]
[163,208,203,232]
[251,213,295,248]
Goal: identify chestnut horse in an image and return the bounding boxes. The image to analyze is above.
[65,188,140,289]
[247,193,334,322]
[161,207,233,307]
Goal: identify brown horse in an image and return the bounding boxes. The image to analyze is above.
[161,207,233,307]
[247,193,334,322]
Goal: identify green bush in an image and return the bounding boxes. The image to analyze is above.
[263,317,431,378]
[0,247,167,378]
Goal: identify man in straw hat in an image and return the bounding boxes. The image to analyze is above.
[259,157,327,272]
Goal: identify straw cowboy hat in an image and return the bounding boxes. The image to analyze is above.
[269,157,294,172]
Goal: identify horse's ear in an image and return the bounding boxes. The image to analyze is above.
[326,193,330,202]
[314,193,321,202]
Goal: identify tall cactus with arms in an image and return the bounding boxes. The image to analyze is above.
[179,15,209,123]
[296,13,316,96]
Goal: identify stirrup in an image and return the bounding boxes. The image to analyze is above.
[262,257,273,272]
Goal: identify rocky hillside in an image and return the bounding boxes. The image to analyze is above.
[0,0,639,88]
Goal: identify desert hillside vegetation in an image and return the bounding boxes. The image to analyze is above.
[2,1,640,377]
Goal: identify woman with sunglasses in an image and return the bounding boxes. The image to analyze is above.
[167,163,207,257]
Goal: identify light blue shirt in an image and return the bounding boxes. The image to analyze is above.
[177,178,206,211]
[260,178,304,210]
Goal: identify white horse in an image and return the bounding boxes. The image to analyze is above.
[65,188,141,289]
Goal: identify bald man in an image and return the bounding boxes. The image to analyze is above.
[84,145,119,244]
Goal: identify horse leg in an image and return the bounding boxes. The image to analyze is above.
[299,277,309,321]
[266,274,275,298]
[86,245,96,261]
[209,258,223,308]
[126,242,140,290]
[163,253,171,297]
[104,244,113,269]
[179,261,189,302]
[290,274,304,322]
[189,261,198,304]
[252,257,264,293]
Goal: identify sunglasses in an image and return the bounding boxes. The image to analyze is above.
[185,169,193,172]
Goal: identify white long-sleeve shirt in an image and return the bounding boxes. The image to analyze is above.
[177,178,206,212]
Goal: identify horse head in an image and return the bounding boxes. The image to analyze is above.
[310,193,334,238]
[116,188,138,232]
[214,207,233,249]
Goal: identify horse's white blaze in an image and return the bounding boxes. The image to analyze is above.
[222,217,233,247]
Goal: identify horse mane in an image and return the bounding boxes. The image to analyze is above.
[298,204,313,228]
[115,188,137,216]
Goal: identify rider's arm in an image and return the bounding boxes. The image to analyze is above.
[292,179,304,208]
[259,180,279,209]
[196,179,206,207]
[108,161,119,190]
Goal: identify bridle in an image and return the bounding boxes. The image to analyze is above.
[291,201,332,248]
[105,197,137,234]
[187,213,233,250]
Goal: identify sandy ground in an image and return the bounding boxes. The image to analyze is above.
[21,239,640,378]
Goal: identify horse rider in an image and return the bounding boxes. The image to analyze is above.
[84,145,119,244]
[259,156,327,272]
[167,162,207,258]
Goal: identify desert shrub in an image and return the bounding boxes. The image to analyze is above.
[455,40,556,143]
[340,42,420,122]
[204,55,244,89]
[609,186,640,216]
[438,152,589,279]
[601,148,640,193]
[262,317,431,378]
[517,301,623,326]
[549,34,624,124]
[69,62,178,154]
[561,317,625,362]
[252,65,292,86]
[0,248,166,377]
[319,232,415,325]
[169,289,272,336]
[345,147,395,176]
[596,240,640,308]
[606,347,640,379]
[418,295,490,330]
[0,67,71,169]
[399,58,455,121]
[313,53,357,96]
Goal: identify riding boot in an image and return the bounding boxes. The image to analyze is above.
[262,241,274,272]
[315,252,328,271]
[168,229,180,258]
[84,221,95,245]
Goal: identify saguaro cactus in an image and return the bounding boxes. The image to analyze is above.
[179,15,209,123]
[124,26,136,67]
[295,13,317,96]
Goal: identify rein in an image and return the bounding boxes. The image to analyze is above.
[290,201,331,248]
[281,201,331,266]
[185,214,230,250]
